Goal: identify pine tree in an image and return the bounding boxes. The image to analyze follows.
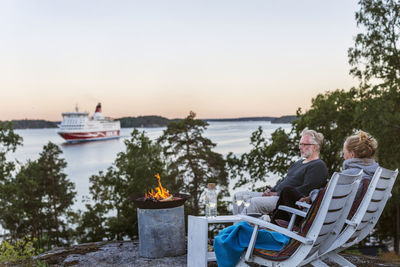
[0,138,76,250]
[77,129,167,241]
[158,111,228,216]
[35,142,76,249]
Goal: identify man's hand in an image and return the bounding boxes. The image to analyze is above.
[297,196,311,209]
[262,189,277,197]
[298,196,311,203]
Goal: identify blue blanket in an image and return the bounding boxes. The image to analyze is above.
[213,221,290,267]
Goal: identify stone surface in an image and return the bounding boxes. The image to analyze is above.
[34,240,186,267]
[31,240,400,267]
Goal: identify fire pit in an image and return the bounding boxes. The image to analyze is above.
[132,174,190,258]
[132,193,190,209]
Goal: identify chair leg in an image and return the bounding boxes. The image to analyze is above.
[236,254,250,267]
[245,224,259,261]
[326,253,356,267]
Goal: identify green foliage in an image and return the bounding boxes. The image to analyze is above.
[35,142,76,249]
[0,160,41,240]
[293,88,361,174]
[347,0,400,249]
[0,124,76,251]
[348,0,400,84]
[0,122,25,240]
[158,111,228,216]
[0,142,76,251]
[0,122,23,181]
[0,238,38,263]
[77,129,167,242]
[227,127,297,191]
[356,83,400,169]
[354,83,400,244]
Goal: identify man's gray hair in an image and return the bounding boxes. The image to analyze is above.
[301,128,324,151]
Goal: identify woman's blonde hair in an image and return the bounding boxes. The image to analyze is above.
[345,131,377,158]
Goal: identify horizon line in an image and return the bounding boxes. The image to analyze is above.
[1,114,297,122]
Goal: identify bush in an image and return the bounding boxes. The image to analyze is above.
[0,238,38,263]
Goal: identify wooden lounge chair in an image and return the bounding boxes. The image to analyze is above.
[316,167,399,267]
[235,171,362,267]
[298,166,384,266]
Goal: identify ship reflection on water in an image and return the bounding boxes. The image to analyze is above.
[60,136,122,146]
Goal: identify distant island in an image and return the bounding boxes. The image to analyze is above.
[118,116,172,128]
[2,115,296,129]
[4,120,58,129]
[205,115,296,124]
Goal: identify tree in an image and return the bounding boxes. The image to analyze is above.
[348,0,400,84]
[0,122,23,240]
[227,127,297,191]
[158,111,228,216]
[77,129,168,242]
[3,160,43,241]
[353,83,400,250]
[293,89,361,173]
[0,141,76,251]
[0,122,22,181]
[34,142,76,249]
[347,0,400,252]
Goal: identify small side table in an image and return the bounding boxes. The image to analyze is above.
[187,215,242,267]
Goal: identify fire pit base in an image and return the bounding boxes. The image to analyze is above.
[138,205,186,258]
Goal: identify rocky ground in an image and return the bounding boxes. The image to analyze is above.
[33,241,186,267]
[12,240,398,266]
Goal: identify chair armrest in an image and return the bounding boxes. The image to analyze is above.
[295,201,311,209]
[202,215,243,223]
[278,205,307,218]
[239,214,313,245]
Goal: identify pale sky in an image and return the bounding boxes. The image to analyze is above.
[0,0,360,121]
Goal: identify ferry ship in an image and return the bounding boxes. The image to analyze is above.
[57,103,120,142]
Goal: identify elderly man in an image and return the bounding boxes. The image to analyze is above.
[232,128,328,215]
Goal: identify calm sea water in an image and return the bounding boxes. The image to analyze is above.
[10,121,291,211]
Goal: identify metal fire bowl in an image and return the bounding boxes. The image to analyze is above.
[131,193,190,209]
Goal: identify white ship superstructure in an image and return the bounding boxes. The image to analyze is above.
[57,103,120,142]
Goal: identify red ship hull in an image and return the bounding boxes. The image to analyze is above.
[58,130,120,142]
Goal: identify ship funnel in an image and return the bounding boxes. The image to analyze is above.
[95,103,102,113]
[93,103,104,120]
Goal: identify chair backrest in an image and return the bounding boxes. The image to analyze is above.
[303,170,362,258]
[318,167,383,255]
[343,167,398,248]
[255,171,361,264]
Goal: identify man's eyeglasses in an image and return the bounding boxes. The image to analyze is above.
[299,143,316,147]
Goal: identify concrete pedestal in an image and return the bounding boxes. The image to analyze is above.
[187,215,242,267]
[137,205,185,258]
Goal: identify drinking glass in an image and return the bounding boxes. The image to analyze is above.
[243,194,251,214]
[235,195,244,207]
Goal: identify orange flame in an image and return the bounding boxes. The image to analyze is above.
[145,174,172,200]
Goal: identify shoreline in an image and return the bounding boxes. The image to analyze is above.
[3,115,296,130]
